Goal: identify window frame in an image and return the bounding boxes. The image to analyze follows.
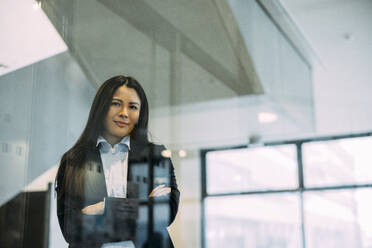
[201,131,372,248]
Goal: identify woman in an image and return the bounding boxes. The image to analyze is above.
[55,75,180,248]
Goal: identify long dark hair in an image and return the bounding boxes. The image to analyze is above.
[55,75,149,196]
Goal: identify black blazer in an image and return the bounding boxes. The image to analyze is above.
[57,140,180,248]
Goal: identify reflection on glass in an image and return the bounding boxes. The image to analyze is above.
[303,136,372,187]
[1,0,318,246]
[205,194,302,248]
[304,189,372,248]
[207,145,298,194]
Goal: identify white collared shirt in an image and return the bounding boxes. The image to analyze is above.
[96,136,135,248]
[96,135,130,198]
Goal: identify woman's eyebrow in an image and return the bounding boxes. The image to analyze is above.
[129,102,140,105]
[112,98,140,105]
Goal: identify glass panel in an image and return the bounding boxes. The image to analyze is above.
[207,145,298,194]
[304,189,372,248]
[228,0,314,133]
[303,136,372,187]
[2,0,313,247]
[205,194,302,248]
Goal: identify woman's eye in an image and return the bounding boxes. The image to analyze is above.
[111,102,120,106]
[130,105,138,110]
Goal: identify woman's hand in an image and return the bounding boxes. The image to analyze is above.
[81,201,104,215]
[149,184,171,197]
[80,185,170,215]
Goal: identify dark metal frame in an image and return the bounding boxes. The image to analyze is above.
[201,131,372,248]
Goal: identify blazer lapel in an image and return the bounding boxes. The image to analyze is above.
[85,146,108,201]
[84,139,148,200]
[127,138,148,198]
[127,138,148,180]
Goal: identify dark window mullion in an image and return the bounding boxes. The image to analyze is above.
[297,143,307,248]
[297,142,305,190]
[201,150,207,248]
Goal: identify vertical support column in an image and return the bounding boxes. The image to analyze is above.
[168,32,183,245]
[170,33,182,107]
[169,32,182,188]
[148,37,157,109]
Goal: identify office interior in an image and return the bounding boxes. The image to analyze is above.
[1,0,372,247]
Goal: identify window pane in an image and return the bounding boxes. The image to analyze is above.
[304,189,372,247]
[303,136,372,187]
[205,194,302,248]
[206,145,298,194]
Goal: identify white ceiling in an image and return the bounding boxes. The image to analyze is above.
[281,0,372,135]
[0,0,66,76]
[1,0,371,137]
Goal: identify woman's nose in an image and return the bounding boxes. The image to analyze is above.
[119,106,128,117]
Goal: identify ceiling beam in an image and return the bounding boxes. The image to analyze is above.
[97,0,262,95]
[257,0,323,68]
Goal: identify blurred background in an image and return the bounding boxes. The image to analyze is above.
[1,0,372,247]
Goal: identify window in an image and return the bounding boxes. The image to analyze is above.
[303,136,372,187]
[207,145,298,194]
[202,133,372,248]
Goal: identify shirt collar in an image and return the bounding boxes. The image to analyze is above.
[96,135,131,150]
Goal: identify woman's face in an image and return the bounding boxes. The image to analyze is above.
[103,85,141,145]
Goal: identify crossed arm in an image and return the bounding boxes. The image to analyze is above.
[81,184,172,215]
[57,153,180,246]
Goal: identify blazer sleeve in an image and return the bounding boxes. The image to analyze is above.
[151,144,180,228]
[57,163,135,246]
[57,182,110,245]
[56,144,180,246]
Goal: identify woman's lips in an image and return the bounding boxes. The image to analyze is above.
[115,121,129,128]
